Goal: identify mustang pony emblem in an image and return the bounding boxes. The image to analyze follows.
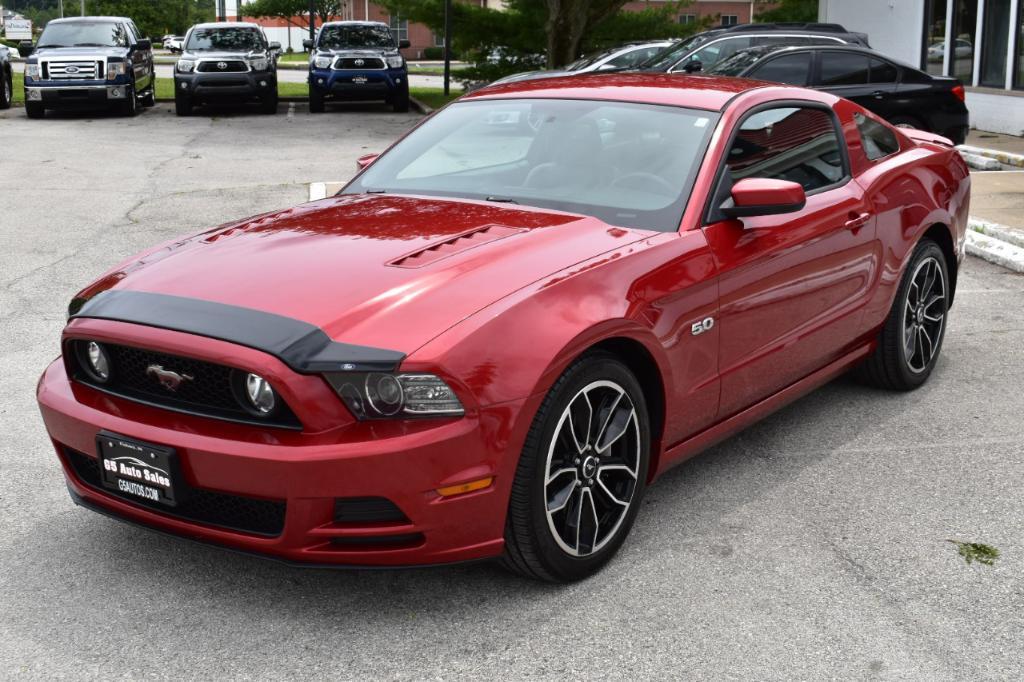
[146,364,194,392]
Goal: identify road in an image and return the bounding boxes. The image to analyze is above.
[2,104,1024,679]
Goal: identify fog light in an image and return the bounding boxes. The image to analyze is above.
[395,77,402,83]
[260,80,267,87]
[317,78,324,85]
[85,341,110,382]
[244,373,276,414]
[27,88,41,101]
[110,87,121,97]
[180,82,189,90]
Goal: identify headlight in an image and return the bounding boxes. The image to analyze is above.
[176,59,196,73]
[231,371,279,416]
[249,56,269,71]
[386,55,404,69]
[106,61,127,80]
[75,340,111,383]
[314,55,332,69]
[326,372,464,419]
[25,64,40,79]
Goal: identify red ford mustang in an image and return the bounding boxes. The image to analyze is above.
[37,74,970,581]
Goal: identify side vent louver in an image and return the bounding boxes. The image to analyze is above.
[388,225,524,268]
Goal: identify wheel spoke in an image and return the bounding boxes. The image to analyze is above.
[546,466,576,486]
[593,390,624,451]
[547,477,578,513]
[919,325,934,362]
[578,488,600,553]
[904,326,917,364]
[566,393,592,455]
[595,476,629,507]
[596,405,635,454]
[599,463,638,480]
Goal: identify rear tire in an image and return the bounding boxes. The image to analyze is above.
[858,238,950,390]
[889,115,926,131]
[502,352,650,582]
[141,85,156,108]
[25,102,44,119]
[174,91,192,116]
[309,89,325,113]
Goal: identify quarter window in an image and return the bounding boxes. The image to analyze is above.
[854,112,900,161]
[868,58,899,83]
[725,106,846,193]
[749,52,812,85]
[819,52,870,86]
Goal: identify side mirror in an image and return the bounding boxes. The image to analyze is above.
[136,38,152,51]
[356,153,379,170]
[18,40,34,57]
[268,41,282,52]
[682,59,703,73]
[398,39,411,49]
[302,38,313,51]
[721,178,806,218]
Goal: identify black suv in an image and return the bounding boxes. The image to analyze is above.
[174,22,281,115]
[639,22,870,74]
[1,44,12,109]
[18,16,155,118]
[706,44,970,145]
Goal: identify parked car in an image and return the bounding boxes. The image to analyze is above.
[173,22,281,116]
[0,45,12,110]
[39,73,969,582]
[18,16,155,119]
[164,35,185,53]
[638,21,870,74]
[927,38,972,62]
[304,20,411,113]
[706,44,969,144]
[493,40,675,86]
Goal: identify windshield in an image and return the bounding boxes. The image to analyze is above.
[639,35,706,71]
[186,28,264,52]
[318,24,395,50]
[565,47,618,71]
[343,98,718,232]
[706,49,771,76]
[37,21,128,48]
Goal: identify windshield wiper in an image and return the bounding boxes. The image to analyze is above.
[485,196,519,204]
[36,44,66,48]
[73,43,107,47]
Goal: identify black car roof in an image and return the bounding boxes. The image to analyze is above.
[696,22,870,45]
[720,44,921,72]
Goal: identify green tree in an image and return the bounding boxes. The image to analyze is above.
[755,0,818,23]
[244,0,347,29]
[16,0,217,37]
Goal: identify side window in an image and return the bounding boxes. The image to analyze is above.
[819,52,870,85]
[868,58,898,83]
[749,53,813,85]
[607,46,659,68]
[725,106,846,193]
[854,112,900,160]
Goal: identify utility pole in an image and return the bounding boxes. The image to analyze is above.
[80,0,85,16]
[443,0,451,96]
[58,0,64,19]
[308,0,316,42]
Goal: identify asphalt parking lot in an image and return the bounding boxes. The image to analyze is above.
[2,104,1024,679]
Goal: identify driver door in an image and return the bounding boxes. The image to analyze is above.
[701,103,878,419]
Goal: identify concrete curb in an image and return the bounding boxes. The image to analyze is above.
[409,97,432,115]
[967,217,1024,273]
[959,152,1002,171]
[957,144,1024,169]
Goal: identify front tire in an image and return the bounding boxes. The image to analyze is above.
[309,89,325,113]
[0,70,12,110]
[174,91,192,116]
[392,87,409,113]
[25,102,44,119]
[260,89,278,115]
[503,352,650,582]
[119,83,138,117]
[859,238,950,390]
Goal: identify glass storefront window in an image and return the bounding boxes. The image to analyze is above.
[923,0,948,75]
[951,0,978,82]
[1016,4,1024,89]
[981,0,1012,86]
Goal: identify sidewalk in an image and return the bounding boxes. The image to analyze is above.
[966,130,1024,155]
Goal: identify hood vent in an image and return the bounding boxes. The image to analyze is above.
[389,225,524,268]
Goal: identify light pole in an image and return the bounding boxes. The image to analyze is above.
[443,0,451,96]
[308,0,316,43]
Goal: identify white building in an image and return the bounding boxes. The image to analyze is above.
[819,0,1023,136]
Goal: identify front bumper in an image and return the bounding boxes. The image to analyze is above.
[175,70,277,101]
[309,67,407,101]
[37,348,522,567]
[25,83,128,109]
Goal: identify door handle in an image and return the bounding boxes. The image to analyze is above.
[872,90,885,99]
[845,212,871,231]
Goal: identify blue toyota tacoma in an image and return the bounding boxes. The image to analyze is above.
[304,21,411,113]
[19,15,155,119]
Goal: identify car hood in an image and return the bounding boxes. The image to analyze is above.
[316,47,397,57]
[33,46,129,59]
[181,49,262,60]
[83,194,649,355]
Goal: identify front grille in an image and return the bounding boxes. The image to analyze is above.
[196,60,248,73]
[45,60,101,80]
[333,57,385,70]
[70,341,302,429]
[64,447,287,536]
